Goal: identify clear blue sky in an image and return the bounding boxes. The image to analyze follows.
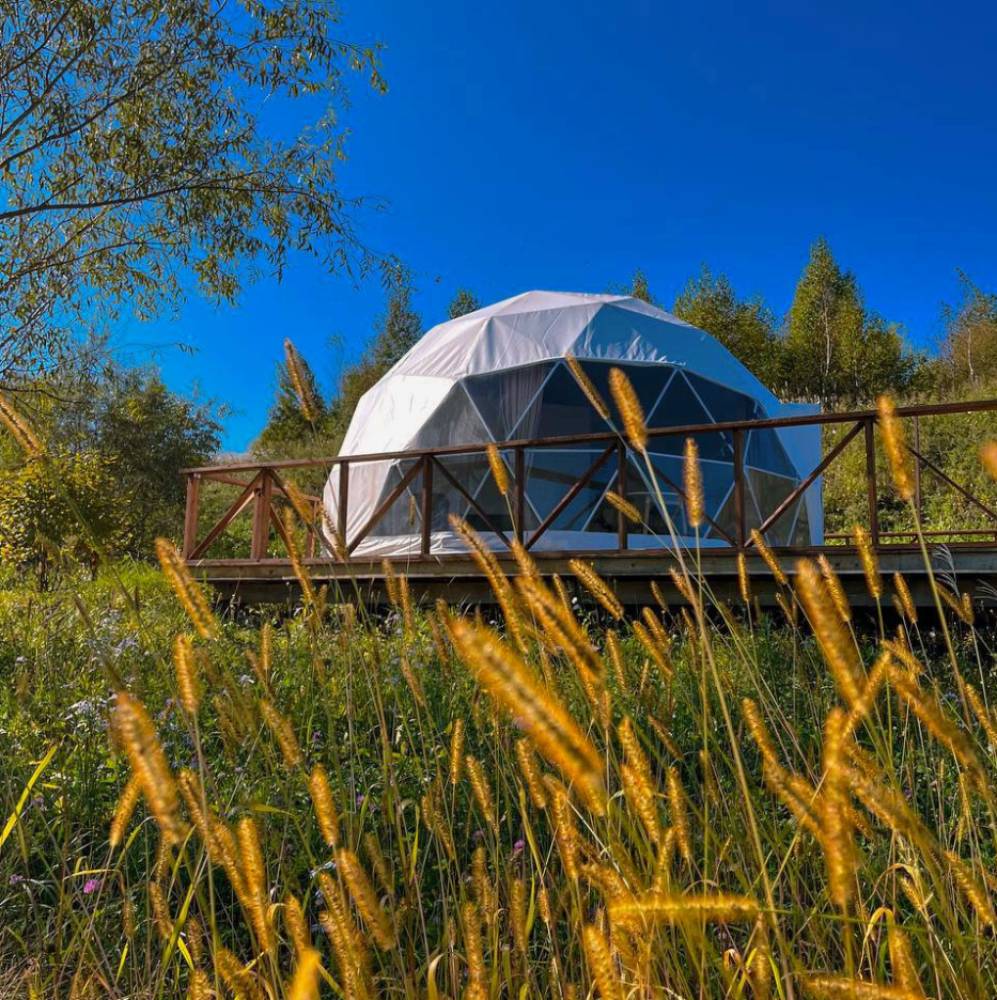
[125,0,997,451]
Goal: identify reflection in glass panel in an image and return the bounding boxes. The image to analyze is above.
[525,449,615,531]
[408,384,490,449]
[523,364,614,444]
[746,427,797,478]
[684,372,759,423]
[648,372,732,459]
[747,469,799,546]
[368,459,422,537]
[463,363,555,442]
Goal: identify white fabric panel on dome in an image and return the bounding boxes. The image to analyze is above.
[324,374,453,543]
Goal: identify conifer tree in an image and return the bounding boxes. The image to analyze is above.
[448,288,481,319]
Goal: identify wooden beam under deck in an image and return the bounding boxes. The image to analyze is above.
[190,545,997,610]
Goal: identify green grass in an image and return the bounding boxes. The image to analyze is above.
[2,550,997,999]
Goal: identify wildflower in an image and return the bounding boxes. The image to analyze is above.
[82,878,101,895]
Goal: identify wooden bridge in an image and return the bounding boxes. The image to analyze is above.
[180,399,997,609]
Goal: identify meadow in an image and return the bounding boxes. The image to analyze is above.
[2,394,997,1000]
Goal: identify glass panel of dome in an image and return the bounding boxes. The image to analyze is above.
[646,372,732,460]
[408,384,490,449]
[710,484,763,542]
[745,428,797,478]
[520,364,616,444]
[792,501,812,546]
[463,362,555,442]
[431,453,490,523]
[466,450,537,533]
[524,449,615,531]
[647,454,737,534]
[368,459,421,537]
[684,372,759,423]
[747,469,800,546]
[575,360,672,425]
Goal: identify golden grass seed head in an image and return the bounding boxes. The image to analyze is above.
[446,616,606,814]
[608,367,647,451]
[878,395,915,501]
[485,443,509,496]
[819,708,858,912]
[944,850,997,929]
[215,946,265,1000]
[449,718,465,787]
[545,775,580,881]
[259,698,304,769]
[801,975,922,999]
[750,529,787,587]
[981,440,997,479]
[155,538,219,640]
[608,891,760,930]
[0,391,44,456]
[604,489,641,524]
[460,901,488,1000]
[515,738,548,810]
[666,766,692,865]
[465,754,498,832]
[188,968,212,1000]
[362,832,393,895]
[109,773,143,849]
[284,338,319,425]
[892,572,917,623]
[683,437,704,528]
[604,630,627,692]
[582,923,624,1000]
[566,353,610,419]
[817,554,852,624]
[620,761,661,845]
[569,559,623,620]
[795,560,864,707]
[236,815,275,954]
[113,692,182,845]
[284,894,312,957]
[737,552,751,605]
[337,848,395,950]
[287,947,322,1000]
[510,875,529,956]
[173,633,200,715]
[148,881,173,941]
[308,764,340,849]
[853,524,882,600]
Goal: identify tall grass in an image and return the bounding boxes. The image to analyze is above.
[2,384,997,998]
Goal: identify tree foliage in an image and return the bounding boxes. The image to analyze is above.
[781,238,921,406]
[0,0,388,385]
[0,451,130,583]
[254,353,333,460]
[939,273,997,389]
[448,288,481,320]
[672,265,780,387]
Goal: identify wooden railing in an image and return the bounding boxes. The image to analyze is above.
[180,398,997,562]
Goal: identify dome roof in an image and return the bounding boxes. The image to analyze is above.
[385,290,781,407]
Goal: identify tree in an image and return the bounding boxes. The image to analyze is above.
[672,265,781,387]
[0,0,388,386]
[629,269,655,304]
[781,238,919,406]
[0,450,130,585]
[939,273,997,389]
[448,288,481,320]
[254,349,333,460]
[329,279,423,444]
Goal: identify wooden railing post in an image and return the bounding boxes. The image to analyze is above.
[514,446,525,545]
[250,469,273,560]
[732,428,745,549]
[420,455,433,556]
[337,460,349,558]
[864,417,880,546]
[183,473,200,558]
[616,438,628,550]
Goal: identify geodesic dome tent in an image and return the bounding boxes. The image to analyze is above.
[323,291,822,556]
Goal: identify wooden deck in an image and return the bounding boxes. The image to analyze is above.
[190,545,997,609]
[182,398,997,608]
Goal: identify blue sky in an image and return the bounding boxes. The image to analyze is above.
[125,0,997,451]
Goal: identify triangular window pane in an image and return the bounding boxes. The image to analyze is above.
[409,384,489,449]
[524,449,615,531]
[647,372,732,460]
[463,363,555,442]
[746,428,797,478]
[576,361,672,427]
[519,364,614,444]
[684,372,759,423]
